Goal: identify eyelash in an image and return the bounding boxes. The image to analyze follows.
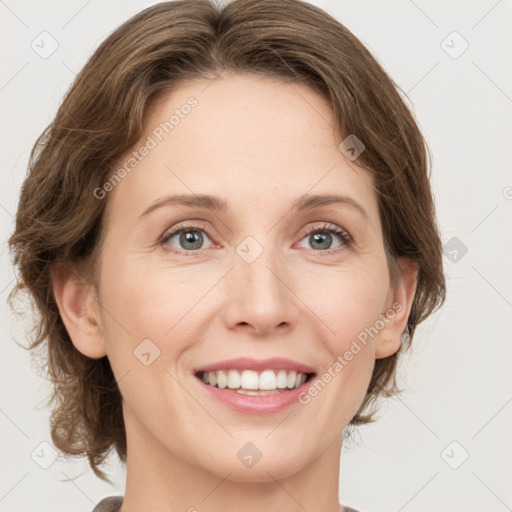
[159,221,353,257]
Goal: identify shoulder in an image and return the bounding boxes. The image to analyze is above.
[91,496,123,512]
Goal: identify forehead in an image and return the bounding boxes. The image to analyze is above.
[104,73,379,228]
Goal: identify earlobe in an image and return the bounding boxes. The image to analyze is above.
[375,257,419,359]
[50,263,107,359]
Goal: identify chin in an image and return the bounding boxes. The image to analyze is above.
[196,446,312,483]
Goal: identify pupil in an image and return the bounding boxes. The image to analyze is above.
[311,232,331,250]
[181,230,203,250]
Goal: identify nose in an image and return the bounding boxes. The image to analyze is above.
[222,246,298,336]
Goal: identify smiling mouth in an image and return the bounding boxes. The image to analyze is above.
[195,369,316,395]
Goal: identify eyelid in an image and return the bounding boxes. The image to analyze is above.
[298,221,352,242]
[295,221,353,254]
[159,221,217,253]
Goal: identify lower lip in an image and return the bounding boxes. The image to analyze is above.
[195,376,314,414]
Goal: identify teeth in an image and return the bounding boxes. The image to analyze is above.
[259,369,276,390]
[296,372,306,387]
[227,369,241,389]
[276,369,287,388]
[240,370,259,390]
[199,369,309,391]
[216,370,228,389]
[236,389,281,395]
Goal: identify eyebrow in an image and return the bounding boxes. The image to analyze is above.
[138,192,368,221]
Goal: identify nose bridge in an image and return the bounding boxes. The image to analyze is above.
[224,236,296,333]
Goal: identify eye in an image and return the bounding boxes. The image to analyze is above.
[159,221,352,257]
[297,222,352,254]
[160,223,214,255]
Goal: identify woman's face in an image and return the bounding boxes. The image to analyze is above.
[82,73,414,481]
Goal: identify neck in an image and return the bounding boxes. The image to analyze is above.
[120,407,344,512]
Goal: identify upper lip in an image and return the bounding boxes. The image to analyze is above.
[193,357,316,374]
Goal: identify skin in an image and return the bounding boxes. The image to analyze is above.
[51,72,418,512]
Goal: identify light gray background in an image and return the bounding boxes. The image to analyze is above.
[1,1,511,511]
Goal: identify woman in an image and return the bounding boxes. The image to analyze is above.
[8,0,446,511]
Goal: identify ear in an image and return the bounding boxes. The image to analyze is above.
[50,263,107,359]
[375,257,418,359]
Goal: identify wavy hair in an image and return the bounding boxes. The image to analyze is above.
[8,0,446,483]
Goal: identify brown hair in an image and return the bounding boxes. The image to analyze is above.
[7,0,446,483]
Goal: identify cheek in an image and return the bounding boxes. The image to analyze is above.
[298,262,389,354]
[100,259,213,358]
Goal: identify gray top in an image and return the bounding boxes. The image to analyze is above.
[91,496,363,511]
[91,496,123,512]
